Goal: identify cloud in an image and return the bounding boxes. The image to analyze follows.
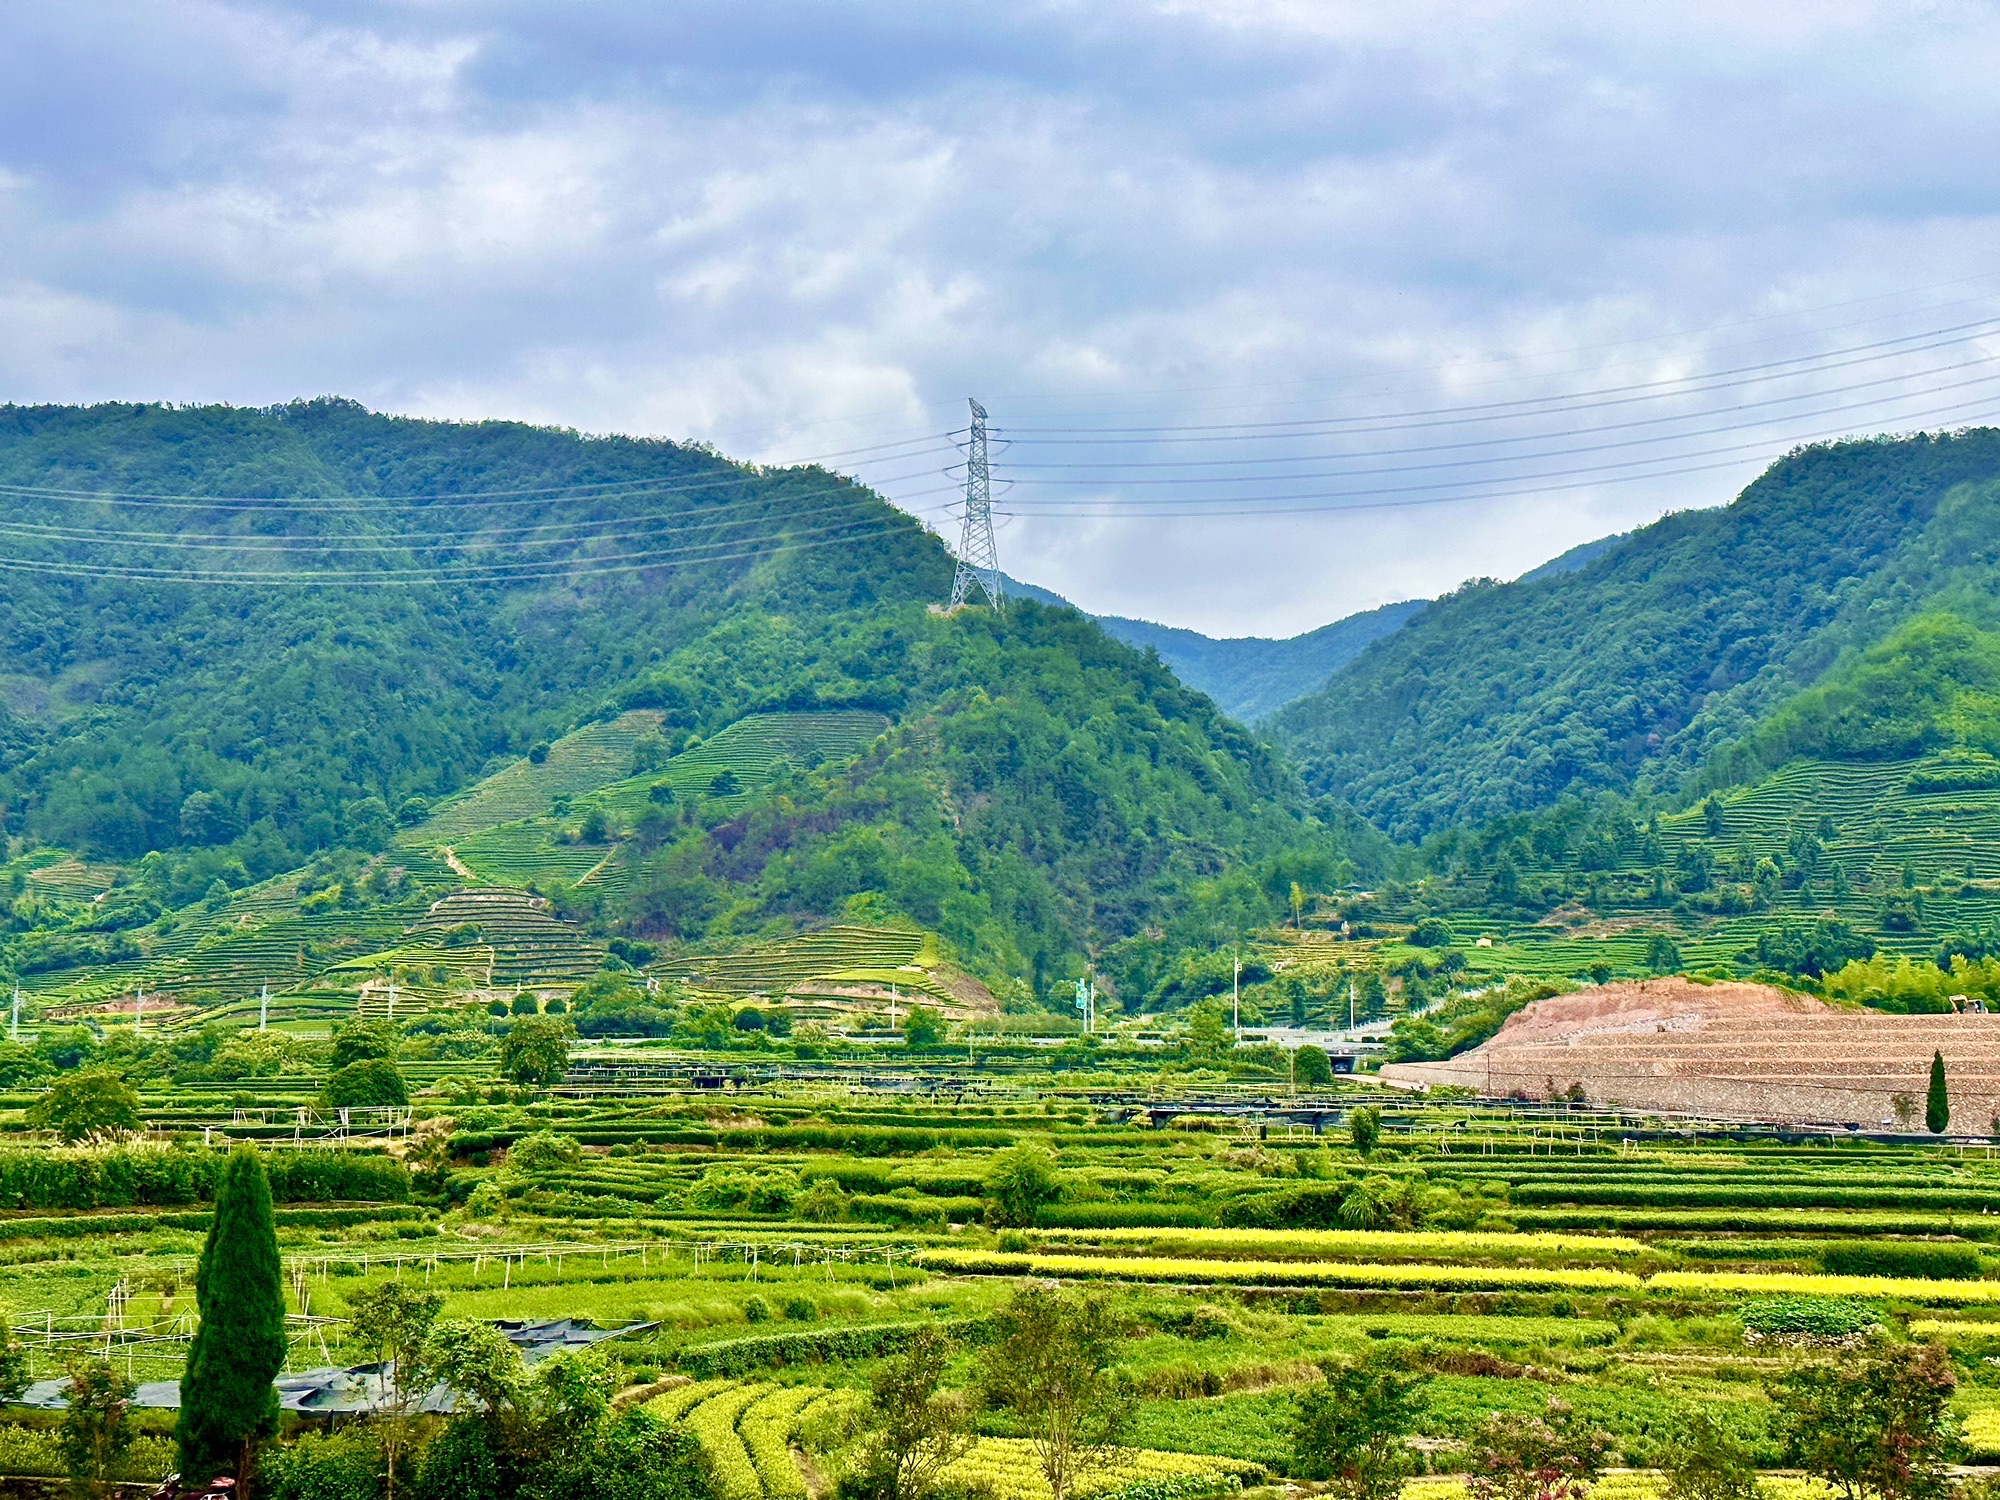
[3,2,2000,633]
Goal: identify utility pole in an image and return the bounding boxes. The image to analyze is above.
[9,985,18,1041]
[259,984,269,1032]
[1232,951,1240,1036]
[1348,976,1356,1032]
[948,399,1004,612]
[134,986,143,1036]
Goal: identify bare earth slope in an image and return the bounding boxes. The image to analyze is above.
[1380,979,2000,1129]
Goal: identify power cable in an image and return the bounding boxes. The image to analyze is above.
[994,356,2000,471]
[994,317,2000,438]
[991,373,2000,490]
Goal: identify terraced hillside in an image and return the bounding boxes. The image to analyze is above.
[412,711,668,844]
[582,710,890,822]
[407,889,604,986]
[677,923,990,1013]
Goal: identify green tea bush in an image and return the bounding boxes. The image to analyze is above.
[674,1317,992,1378]
[1817,1241,1984,1279]
[1740,1296,1878,1341]
[1035,1202,1211,1229]
[0,1146,407,1209]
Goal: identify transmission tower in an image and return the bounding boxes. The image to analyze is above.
[949,398,1004,612]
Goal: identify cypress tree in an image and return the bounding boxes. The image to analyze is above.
[176,1148,285,1488]
[1927,1050,1950,1135]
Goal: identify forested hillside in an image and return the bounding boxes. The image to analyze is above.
[1270,431,2000,838]
[0,400,1363,1000]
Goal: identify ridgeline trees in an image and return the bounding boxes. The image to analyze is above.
[177,1147,286,1489]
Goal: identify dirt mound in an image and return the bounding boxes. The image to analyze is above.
[1481,978,1827,1047]
[1379,980,2000,1129]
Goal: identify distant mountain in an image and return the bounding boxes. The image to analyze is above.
[1268,430,2000,839]
[0,400,1365,996]
[1000,576,1425,722]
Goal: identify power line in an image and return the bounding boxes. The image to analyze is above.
[991,394,2000,518]
[994,317,2000,439]
[0,435,963,510]
[991,369,2000,490]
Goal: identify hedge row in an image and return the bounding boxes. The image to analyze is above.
[1508,1184,2000,1211]
[673,1317,992,1378]
[1035,1203,1212,1229]
[1509,1208,2000,1240]
[0,1147,409,1210]
[0,1204,427,1240]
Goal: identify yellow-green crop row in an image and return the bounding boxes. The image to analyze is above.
[646,1377,737,1422]
[1031,1227,1652,1262]
[1908,1320,2000,1340]
[1403,1476,1833,1500]
[913,1249,1642,1292]
[685,1383,768,1500]
[741,1385,822,1500]
[1964,1408,2000,1457]
[939,1438,1254,1500]
[1650,1271,2000,1305]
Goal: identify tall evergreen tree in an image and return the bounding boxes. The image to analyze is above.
[1927,1051,1950,1135]
[176,1148,286,1489]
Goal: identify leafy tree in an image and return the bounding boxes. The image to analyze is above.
[980,1286,1131,1500]
[841,1327,974,1500]
[177,1148,287,1488]
[1770,1341,1959,1500]
[902,1005,944,1048]
[29,1072,140,1143]
[1465,1398,1612,1500]
[1662,1411,1760,1500]
[1291,1353,1429,1500]
[510,993,539,1017]
[501,1016,573,1086]
[1645,933,1683,975]
[61,1355,135,1500]
[1409,917,1454,948]
[1294,1045,1333,1086]
[1185,999,1234,1063]
[347,1280,444,1500]
[1927,1050,1950,1134]
[330,1019,398,1070]
[1348,1106,1382,1157]
[324,1058,408,1109]
[984,1140,1061,1227]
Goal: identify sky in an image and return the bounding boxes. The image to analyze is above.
[6,3,2000,636]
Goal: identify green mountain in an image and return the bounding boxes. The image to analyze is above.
[1001,575,1425,722]
[0,400,1364,1012]
[1269,431,2000,839]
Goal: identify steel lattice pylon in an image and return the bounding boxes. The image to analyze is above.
[948,397,1004,612]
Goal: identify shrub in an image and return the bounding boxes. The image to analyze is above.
[1819,1242,1983,1280]
[507,1131,582,1175]
[323,1059,408,1110]
[29,1072,140,1143]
